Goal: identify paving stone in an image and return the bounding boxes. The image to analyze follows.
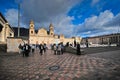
[0,49,120,80]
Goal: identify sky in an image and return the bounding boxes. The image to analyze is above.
[0,0,120,38]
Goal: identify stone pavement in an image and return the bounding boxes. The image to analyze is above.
[0,48,120,80]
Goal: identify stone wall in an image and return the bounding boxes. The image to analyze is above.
[7,37,25,53]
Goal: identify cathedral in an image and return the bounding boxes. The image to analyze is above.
[29,20,81,45]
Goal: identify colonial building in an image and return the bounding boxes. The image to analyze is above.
[29,20,82,45]
[0,12,14,43]
[81,33,120,46]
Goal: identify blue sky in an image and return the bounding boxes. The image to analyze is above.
[68,0,120,25]
[0,0,120,37]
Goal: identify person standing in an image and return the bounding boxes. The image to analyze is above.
[76,43,81,55]
[39,44,43,55]
[24,43,31,57]
[43,43,47,53]
[18,44,22,54]
[22,44,26,57]
[53,44,57,55]
[61,43,64,55]
[31,44,35,53]
[74,40,76,47]
[57,44,61,55]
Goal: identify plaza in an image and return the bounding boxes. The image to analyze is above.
[0,1,120,80]
[0,46,120,80]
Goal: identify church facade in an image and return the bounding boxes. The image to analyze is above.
[29,20,82,45]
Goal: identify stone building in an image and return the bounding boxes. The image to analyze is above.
[29,20,82,45]
[81,33,120,46]
[0,12,14,43]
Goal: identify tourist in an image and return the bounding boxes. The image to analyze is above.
[61,43,64,55]
[86,39,89,48]
[18,44,23,54]
[22,44,26,57]
[39,44,44,55]
[74,40,76,47]
[57,44,61,55]
[24,43,31,57]
[76,43,81,55]
[31,44,35,53]
[53,44,57,55]
[43,43,47,53]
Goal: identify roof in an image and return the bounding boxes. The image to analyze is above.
[0,12,7,23]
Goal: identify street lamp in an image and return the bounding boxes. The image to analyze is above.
[18,3,20,37]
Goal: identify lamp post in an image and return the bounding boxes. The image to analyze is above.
[18,3,20,37]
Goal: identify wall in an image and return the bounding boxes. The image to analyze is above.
[7,37,25,53]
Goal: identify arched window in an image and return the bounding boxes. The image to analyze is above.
[31,31,33,34]
[31,25,33,27]
[10,33,12,36]
[51,33,53,35]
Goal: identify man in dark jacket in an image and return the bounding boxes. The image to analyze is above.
[39,44,44,55]
[24,44,31,57]
[76,43,81,55]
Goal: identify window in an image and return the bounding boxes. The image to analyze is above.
[0,24,3,32]
[31,25,33,27]
[31,31,33,34]
[10,33,12,36]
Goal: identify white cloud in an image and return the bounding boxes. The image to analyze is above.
[5,8,27,27]
[53,15,75,37]
[5,9,18,27]
[104,13,120,27]
[75,10,119,37]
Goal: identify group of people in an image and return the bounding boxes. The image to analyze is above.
[38,43,47,55]
[18,43,33,57]
[18,43,47,57]
[53,43,64,55]
[18,42,81,57]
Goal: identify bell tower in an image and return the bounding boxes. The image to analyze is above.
[49,23,54,36]
[29,20,35,36]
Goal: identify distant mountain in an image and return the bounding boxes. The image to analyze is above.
[12,27,29,37]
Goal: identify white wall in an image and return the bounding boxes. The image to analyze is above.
[7,37,25,53]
